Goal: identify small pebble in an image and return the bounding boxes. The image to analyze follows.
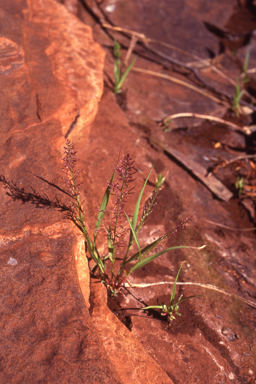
[7,257,18,266]
[105,4,115,12]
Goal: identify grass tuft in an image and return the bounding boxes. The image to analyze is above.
[62,140,203,297]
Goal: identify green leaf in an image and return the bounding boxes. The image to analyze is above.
[115,57,136,94]
[128,162,155,244]
[128,245,200,275]
[86,240,105,274]
[243,47,250,79]
[114,60,121,85]
[94,168,116,241]
[125,212,142,260]
[170,261,185,304]
[113,39,121,59]
[107,225,114,263]
[122,235,164,267]
[141,305,163,310]
[174,295,202,306]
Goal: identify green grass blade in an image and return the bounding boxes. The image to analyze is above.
[243,47,250,77]
[141,305,163,310]
[114,39,121,59]
[128,245,205,274]
[125,212,142,260]
[94,168,116,241]
[170,261,185,304]
[107,230,114,263]
[115,57,136,93]
[122,235,164,267]
[86,240,105,274]
[114,60,121,85]
[175,295,202,305]
[128,162,155,244]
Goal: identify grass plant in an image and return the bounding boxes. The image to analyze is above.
[233,47,251,116]
[113,39,136,95]
[235,175,245,197]
[141,261,201,324]
[62,140,202,296]
[233,80,245,117]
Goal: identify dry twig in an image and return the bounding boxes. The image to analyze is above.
[124,281,256,309]
[204,219,255,231]
[102,23,256,107]
[131,67,226,106]
[163,112,253,135]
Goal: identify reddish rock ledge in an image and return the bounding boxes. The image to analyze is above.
[0,1,175,383]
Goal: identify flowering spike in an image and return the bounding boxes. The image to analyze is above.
[102,154,137,252]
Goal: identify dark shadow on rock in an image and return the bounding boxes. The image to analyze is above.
[0,174,72,214]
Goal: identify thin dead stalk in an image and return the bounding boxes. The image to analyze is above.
[124,281,256,309]
[204,219,256,232]
[216,154,256,166]
[124,34,138,66]
[102,23,256,106]
[163,112,252,135]
[131,67,226,106]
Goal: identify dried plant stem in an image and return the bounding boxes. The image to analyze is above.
[131,67,227,106]
[215,154,256,166]
[102,24,225,72]
[164,112,252,135]
[102,23,256,106]
[124,281,256,309]
[103,23,212,68]
[124,34,138,66]
[204,219,256,232]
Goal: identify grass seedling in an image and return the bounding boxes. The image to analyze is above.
[233,80,245,117]
[62,140,203,296]
[242,47,251,84]
[233,47,251,116]
[163,117,172,132]
[235,175,245,197]
[113,39,136,95]
[141,261,201,324]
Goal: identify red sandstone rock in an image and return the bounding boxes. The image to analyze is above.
[0,1,122,383]
[90,280,174,384]
[1,0,256,383]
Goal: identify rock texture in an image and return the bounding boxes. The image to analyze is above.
[74,86,256,384]
[90,280,174,384]
[1,0,256,383]
[0,1,177,383]
[0,0,104,143]
[0,1,123,383]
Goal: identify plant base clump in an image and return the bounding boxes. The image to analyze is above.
[142,261,201,325]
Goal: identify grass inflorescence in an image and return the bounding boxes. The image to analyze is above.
[62,140,200,297]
